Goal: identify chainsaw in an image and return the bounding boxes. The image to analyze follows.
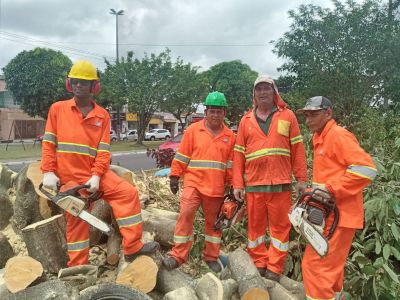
[288,188,339,257]
[39,182,114,236]
[214,192,246,231]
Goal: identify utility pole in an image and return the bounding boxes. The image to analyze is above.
[109,8,124,138]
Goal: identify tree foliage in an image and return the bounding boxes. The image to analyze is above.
[206,60,258,124]
[273,0,400,126]
[2,48,72,119]
[160,58,208,130]
[101,50,173,144]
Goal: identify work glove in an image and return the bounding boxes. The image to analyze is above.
[233,188,245,202]
[43,172,60,191]
[295,181,307,197]
[170,176,179,195]
[85,175,101,193]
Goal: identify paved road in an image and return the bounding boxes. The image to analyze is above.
[2,151,158,173]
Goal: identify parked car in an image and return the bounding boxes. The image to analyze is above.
[121,129,138,141]
[144,129,171,141]
[110,130,118,141]
[158,134,182,151]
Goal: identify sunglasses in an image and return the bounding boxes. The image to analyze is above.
[70,78,92,86]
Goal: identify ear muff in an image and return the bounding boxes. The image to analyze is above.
[66,78,73,92]
[91,81,101,95]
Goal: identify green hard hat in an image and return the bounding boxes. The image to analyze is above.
[204,91,228,107]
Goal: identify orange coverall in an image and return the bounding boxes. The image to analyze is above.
[302,119,376,299]
[41,99,143,266]
[233,96,307,274]
[168,119,235,264]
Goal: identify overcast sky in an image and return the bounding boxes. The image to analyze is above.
[0,0,336,77]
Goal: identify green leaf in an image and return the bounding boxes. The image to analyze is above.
[373,257,384,268]
[383,244,391,260]
[361,265,376,276]
[391,246,400,260]
[354,255,370,265]
[382,264,399,283]
[375,238,382,255]
[391,223,400,241]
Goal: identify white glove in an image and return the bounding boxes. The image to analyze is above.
[85,175,101,193]
[233,188,245,202]
[43,172,60,191]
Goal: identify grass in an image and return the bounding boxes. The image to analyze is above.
[0,140,164,161]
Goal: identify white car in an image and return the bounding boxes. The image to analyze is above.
[145,129,171,141]
[122,129,138,141]
[110,130,118,141]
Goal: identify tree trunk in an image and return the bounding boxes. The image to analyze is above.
[156,268,195,295]
[0,233,14,268]
[89,199,112,246]
[227,248,270,300]
[21,214,68,273]
[141,209,176,247]
[3,256,43,293]
[0,193,13,231]
[106,229,122,266]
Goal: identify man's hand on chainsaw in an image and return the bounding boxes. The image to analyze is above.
[233,188,245,202]
[170,176,179,195]
[43,172,60,191]
[85,175,100,193]
[295,181,307,197]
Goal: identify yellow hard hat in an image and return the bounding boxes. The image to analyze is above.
[68,60,99,80]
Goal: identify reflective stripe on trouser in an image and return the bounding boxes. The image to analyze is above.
[65,170,143,266]
[246,191,291,274]
[168,186,224,264]
[302,226,355,300]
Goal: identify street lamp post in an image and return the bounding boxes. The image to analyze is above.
[109,9,124,138]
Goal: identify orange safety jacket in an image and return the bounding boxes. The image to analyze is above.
[233,98,307,188]
[41,98,111,183]
[170,120,235,197]
[312,119,377,229]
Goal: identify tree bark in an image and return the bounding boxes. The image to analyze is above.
[3,256,43,293]
[89,199,112,246]
[227,248,270,300]
[0,233,14,268]
[156,268,195,295]
[106,229,122,266]
[0,193,13,231]
[141,209,176,247]
[21,214,68,273]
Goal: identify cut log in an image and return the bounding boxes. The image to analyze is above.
[21,214,68,273]
[106,229,122,265]
[4,256,43,293]
[163,286,199,300]
[89,199,112,246]
[145,207,179,220]
[109,164,138,186]
[0,192,13,230]
[222,278,238,300]
[58,265,98,290]
[141,209,176,247]
[227,248,269,300]
[0,279,75,300]
[116,255,158,294]
[279,275,305,300]
[0,164,15,192]
[0,233,14,268]
[156,268,195,295]
[264,279,300,300]
[195,272,224,300]
[12,165,43,233]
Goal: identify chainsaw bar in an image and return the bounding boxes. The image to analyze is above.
[299,218,329,257]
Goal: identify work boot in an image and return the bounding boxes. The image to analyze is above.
[264,269,281,282]
[124,241,160,262]
[206,260,222,273]
[257,267,266,276]
[162,256,179,270]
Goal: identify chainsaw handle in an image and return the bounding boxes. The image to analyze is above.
[39,183,56,199]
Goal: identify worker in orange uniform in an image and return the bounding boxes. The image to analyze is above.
[297,96,376,300]
[232,75,308,281]
[41,60,159,266]
[162,92,235,273]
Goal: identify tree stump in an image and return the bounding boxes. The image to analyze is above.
[4,256,43,293]
[21,214,68,273]
[0,233,14,268]
[227,248,270,300]
[116,255,158,294]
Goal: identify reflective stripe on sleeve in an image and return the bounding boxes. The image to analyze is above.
[43,132,57,145]
[290,135,303,145]
[174,152,191,164]
[97,142,110,153]
[116,213,142,228]
[234,144,246,153]
[346,165,377,180]
[205,235,221,244]
[226,160,233,169]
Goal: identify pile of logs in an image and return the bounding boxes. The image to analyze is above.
[0,162,305,299]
